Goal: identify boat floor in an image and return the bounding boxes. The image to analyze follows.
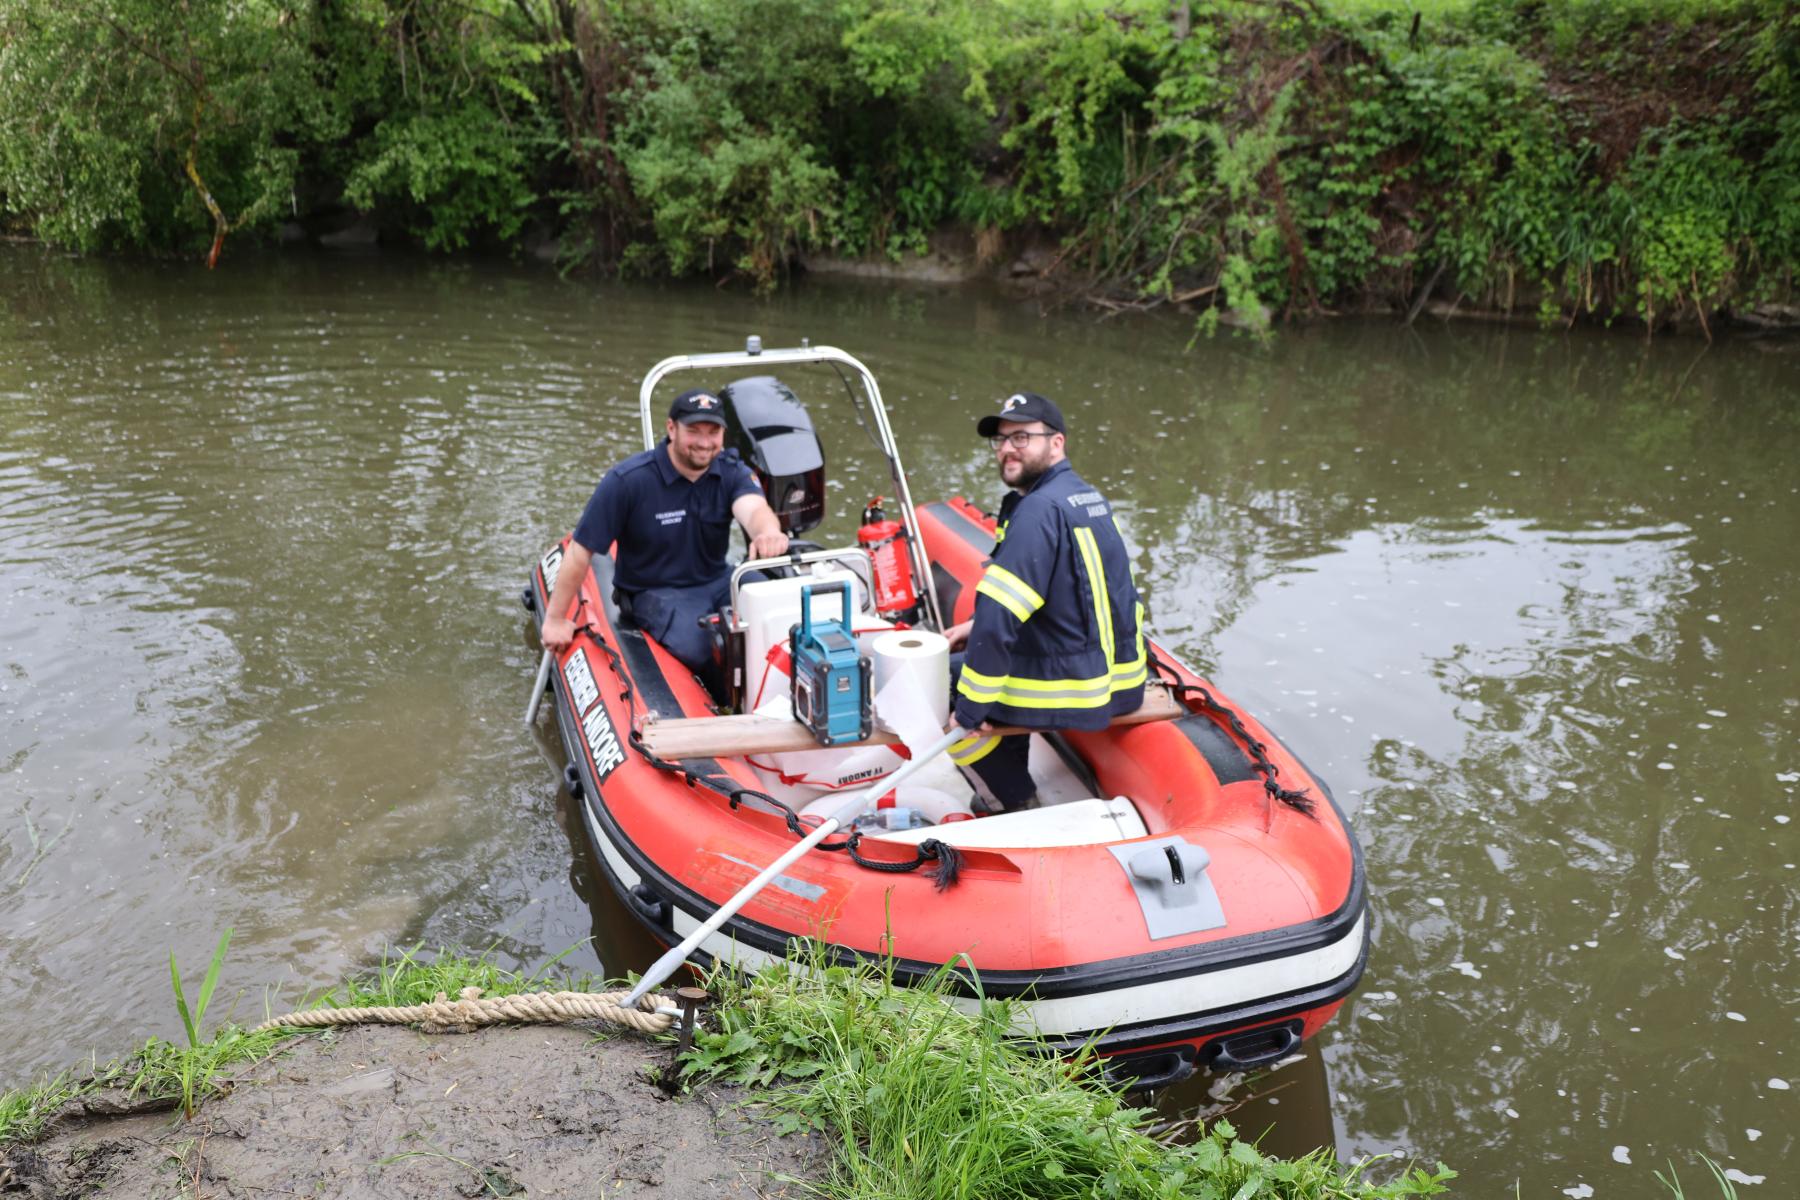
[849,729,1110,813]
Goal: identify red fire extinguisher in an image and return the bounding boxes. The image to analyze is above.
[858,497,919,622]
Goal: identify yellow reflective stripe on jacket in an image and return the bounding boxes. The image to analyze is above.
[956,614,1146,710]
[1076,525,1144,689]
[957,665,1116,708]
[956,669,1004,702]
[949,734,1001,766]
[975,563,1045,623]
[958,684,1111,708]
[1125,600,1147,683]
[1072,526,1114,671]
[1108,599,1147,687]
[956,665,1147,710]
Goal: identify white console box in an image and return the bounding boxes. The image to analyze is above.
[737,563,889,700]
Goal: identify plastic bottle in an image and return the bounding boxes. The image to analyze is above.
[880,784,974,825]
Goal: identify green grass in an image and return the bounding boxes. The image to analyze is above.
[126,1026,287,1122]
[0,1066,104,1144]
[683,948,1454,1200]
[307,942,599,1010]
[0,940,1746,1200]
[165,926,236,1119]
[0,941,605,1144]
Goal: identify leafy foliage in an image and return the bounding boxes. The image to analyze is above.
[608,0,847,284]
[0,0,1792,324]
[329,0,553,252]
[0,0,315,252]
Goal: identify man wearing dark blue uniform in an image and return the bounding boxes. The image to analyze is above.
[540,388,789,674]
[944,391,1146,811]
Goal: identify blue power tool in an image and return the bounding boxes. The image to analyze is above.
[790,581,871,746]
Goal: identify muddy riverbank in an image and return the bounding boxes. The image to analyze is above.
[1,1024,826,1199]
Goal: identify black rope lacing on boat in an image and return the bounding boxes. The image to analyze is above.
[846,832,962,890]
[575,615,962,888]
[1147,645,1316,818]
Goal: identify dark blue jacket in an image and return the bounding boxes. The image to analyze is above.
[954,460,1146,732]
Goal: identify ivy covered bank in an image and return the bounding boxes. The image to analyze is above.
[2,0,1794,333]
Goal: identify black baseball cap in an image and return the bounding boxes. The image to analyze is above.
[669,388,727,426]
[977,391,1065,438]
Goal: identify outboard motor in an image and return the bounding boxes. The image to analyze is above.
[717,376,825,535]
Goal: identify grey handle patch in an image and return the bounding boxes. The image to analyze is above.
[1108,836,1226,940]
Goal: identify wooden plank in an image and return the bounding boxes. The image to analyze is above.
[638,683,1185,760]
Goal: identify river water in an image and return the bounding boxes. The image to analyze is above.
[2,246,1794,1193]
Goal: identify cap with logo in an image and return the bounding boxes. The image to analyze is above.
[977,391,1065,438]
[669,388,727,427]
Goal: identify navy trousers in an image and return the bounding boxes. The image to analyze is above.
[624,576,733,674]
[947,652,1037,810]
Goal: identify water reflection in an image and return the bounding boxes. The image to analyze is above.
[2,246,1795,1194]
[1152,1049,1338,1163]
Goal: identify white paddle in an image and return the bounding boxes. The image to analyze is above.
[619,725,966,1010]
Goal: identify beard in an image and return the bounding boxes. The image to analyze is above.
[1009,463,1045,490]
[1003,453,1051,491]
[670,436,719,473]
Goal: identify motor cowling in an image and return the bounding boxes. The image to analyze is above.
[717,375,824,535]
[858,496,919,623]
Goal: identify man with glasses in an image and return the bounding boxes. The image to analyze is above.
[944,391,1146,812]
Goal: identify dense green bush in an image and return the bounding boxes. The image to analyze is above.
[1,0,1792,325]
[608,0,847,279]
[324,1,552,252]
[0,0,315,252]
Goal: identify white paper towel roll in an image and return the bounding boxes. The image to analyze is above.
[870,630,950,752]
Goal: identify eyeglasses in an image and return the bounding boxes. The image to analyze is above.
[987,431,1057,450]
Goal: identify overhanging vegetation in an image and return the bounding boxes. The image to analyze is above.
[1,1,1793,331]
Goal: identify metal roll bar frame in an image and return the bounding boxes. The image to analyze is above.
[728,547,878,621]
[637,338,946,634]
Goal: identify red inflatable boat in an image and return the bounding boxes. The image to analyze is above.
[525,341,1366,1089]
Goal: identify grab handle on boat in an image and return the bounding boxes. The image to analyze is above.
[617,725,967,1011]
[1102,1047,1196,1092]
[1205,1020,1303,1073]
[627,883,672,927]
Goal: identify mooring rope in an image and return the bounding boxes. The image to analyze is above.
[252,987,676,1035]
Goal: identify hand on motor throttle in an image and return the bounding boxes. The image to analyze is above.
[748,530,790,560]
